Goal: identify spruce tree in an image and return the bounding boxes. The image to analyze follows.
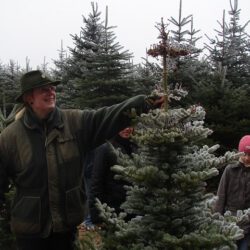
[55,2,135,109]
[52,41,77,108]
[90,18,244,250]
[205,0,250,86]
[133,58,162,96]
[135,0,204,106]
[0,61,21,131]
[167,0,203,96]
[190,0,250,153]
[52,2,104,109]
[75,4,135,108]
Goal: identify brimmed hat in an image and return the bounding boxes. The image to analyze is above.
[16,70,60,103]
[238,135,250,154]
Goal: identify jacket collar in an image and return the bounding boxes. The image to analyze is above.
[22,106,64,131]
[111,134,137,155]
[232,161,248,168]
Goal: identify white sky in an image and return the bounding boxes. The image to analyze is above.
[0,0,249,68]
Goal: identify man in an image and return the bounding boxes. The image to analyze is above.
[89,127,135,225]
[0,70,163,250]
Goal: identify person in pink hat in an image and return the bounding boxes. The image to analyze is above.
[214,135,250,250]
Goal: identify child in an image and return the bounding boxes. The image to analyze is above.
[214,135,250,250]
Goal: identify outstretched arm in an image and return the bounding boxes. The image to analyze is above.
[81,95,164,151]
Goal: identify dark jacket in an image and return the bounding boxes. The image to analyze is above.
[89,135,136,224]
[214,161,250,233]
[0,95,146,238]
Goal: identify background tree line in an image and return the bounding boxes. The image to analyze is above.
[1,0,250,154]
[0,0,250,248]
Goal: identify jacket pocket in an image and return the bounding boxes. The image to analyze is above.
[57,136,80,163]
[11,196,41,235]
[57,136,82,188]
[65,186,85,226]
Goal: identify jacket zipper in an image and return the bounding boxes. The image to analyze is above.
[44,124,48,147]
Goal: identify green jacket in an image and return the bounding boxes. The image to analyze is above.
[0,95,147,238]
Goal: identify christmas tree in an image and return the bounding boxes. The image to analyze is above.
[90,18,244,250]
[200,0,250,153]
[54,2,135,109]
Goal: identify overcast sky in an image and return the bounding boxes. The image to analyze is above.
[0,0,249,68]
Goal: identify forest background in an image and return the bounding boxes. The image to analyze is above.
[1,0,250,248]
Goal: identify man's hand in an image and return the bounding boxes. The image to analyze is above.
[153,95,165,108]
[145,95,165,110]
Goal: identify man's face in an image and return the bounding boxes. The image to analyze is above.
[26,85,56,117]
[118,127,134,139]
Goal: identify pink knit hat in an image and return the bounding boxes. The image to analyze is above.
[238,135,250,153]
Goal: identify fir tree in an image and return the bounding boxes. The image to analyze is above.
[133,57,162,96]
[205,0,250,86]
[188,69,250,154]
[168,0,192,44]
[167,0,203,95]
[97,108,242,250]
[0,61,21,131]
[52,2,104,109]
[189,0,250,153]
[52,41,77,108]
[74,4,135,108]
[90,18,244,250]
[56,2,135,109]
[0,61,20,109]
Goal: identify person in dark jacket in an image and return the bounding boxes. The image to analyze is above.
[214,135,250,250]
[89,127,135,225]
[0,70,163,250]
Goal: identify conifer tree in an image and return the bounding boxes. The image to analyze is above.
[52,41,77,108]
[0,61,20,249]
[205,0,250,86]
[54,2,135,109]
[89,18,244,250]
[136,0,204,105]
[190,0,250,153]
[0,61,20,108]
[0,61,21,131]
[168,0,192,44]
[133,57,162,96]
[53,2,105,108]
[167,0,203,94]
[75,4,135,108]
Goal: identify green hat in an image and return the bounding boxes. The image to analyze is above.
[16,70,60,103]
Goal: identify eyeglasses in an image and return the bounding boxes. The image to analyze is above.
[36,85,56,94]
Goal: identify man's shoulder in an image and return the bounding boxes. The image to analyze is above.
[60,108,82,116]
[0,119,23,137]
[96,142,110,151]
[95,141,115,155]
[59,108,83,127]
[0,119,24,149]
